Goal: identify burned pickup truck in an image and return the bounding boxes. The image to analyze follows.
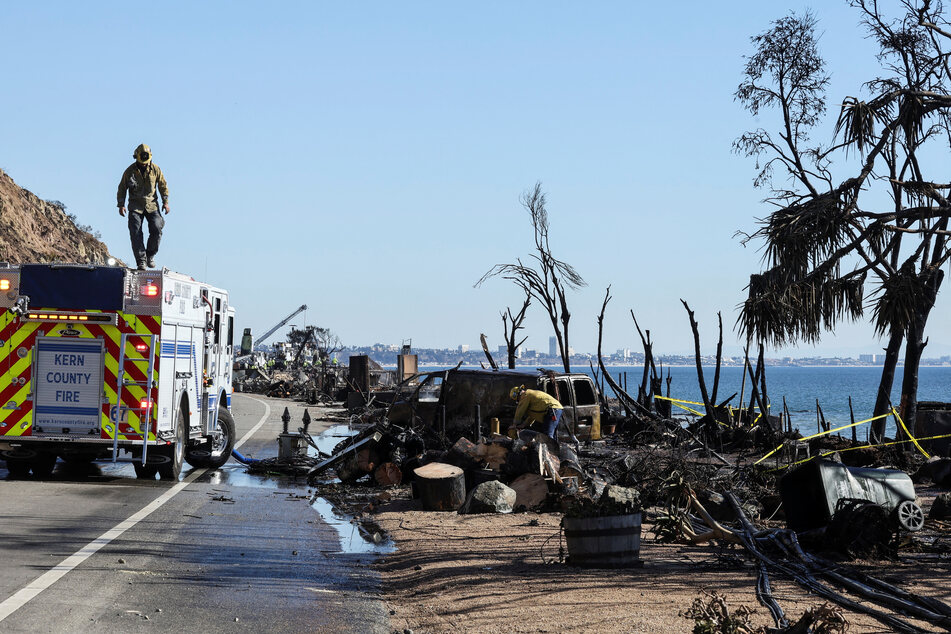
[388,368,601,442]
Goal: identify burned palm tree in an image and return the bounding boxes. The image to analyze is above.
[737,3,951,438]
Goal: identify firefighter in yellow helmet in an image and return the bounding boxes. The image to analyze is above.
[117,144,169,270]
[508,384,564,439]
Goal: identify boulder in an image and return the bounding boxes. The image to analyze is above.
[458,480,516,514]
[930,492,951,520]
[599,485,641,516]
[695,489,731,522]
[914,457,951,487]
[695,489,761,522]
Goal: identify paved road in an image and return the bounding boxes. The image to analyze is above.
[0,394,388,633]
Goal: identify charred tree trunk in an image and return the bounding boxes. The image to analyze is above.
[711,312,724,406]
[871,328,904,443]
[631,312,657,410]
[598,288,658,420]
[745,349,768,430]
[738,342,751,425]
[501,294,531,370]
[479,333,498,370]
[898,268,943,433]
[681,300,714,425]
[757,342,769,422]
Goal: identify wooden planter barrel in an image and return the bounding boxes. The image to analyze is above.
[562,513,643,568]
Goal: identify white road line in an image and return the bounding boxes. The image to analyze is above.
[233,394,271,449]
[0,396,272,623]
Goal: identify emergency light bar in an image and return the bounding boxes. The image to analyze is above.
[23,312,118,325]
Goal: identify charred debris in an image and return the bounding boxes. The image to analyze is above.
[235,304,951,632]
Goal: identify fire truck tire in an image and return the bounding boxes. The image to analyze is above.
[158,417,186,480]
[30,453,58,479]
[207,407,236,468]
[186,407,236,469]
[1,449,36,479]
[133,462,159,479]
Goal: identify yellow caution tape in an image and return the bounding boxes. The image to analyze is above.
[753,411,892,466]
[767,432,951,472]
[891,407,931,459]
[654,395,766,428]
[656,397,705,418]
[655,395,706,408]
[654,396,725,425]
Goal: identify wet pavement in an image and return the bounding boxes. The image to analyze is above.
[0,394,390,633]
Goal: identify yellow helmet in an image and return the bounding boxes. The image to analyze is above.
[134,143,152,165]
[509,385,525,401]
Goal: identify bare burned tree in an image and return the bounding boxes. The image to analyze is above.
[736,4,951,438]
[630,311,660,408]
[476,182,586,372]
[501,292,531,369]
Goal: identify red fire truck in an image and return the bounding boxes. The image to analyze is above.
[0,263,235,479]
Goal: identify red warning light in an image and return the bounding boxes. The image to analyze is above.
[140,399,150,410]
[135,343,148,352]
[144,284,159,297]
[0,280,9,291]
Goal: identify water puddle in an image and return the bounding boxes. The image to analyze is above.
[200,465,288,489]
[311,423,358,456]
[309,424,395,554]
[310,496,395,554]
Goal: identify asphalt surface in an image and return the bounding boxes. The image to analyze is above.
[0,394,389,633]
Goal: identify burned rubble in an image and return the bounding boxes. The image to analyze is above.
[234,319,951,632]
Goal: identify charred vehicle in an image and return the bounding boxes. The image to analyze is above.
[391,368,601,441]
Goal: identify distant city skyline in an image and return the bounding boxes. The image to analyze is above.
[333,341,951,367]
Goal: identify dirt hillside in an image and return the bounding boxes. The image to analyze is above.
[0,168,120,265]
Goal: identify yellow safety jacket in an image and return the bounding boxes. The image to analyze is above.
[117,162,169,213]
[514,389,563,425]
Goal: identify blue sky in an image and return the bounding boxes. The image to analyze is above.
[2,1,948,358]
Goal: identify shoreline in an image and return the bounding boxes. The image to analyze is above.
[381,363,951,369]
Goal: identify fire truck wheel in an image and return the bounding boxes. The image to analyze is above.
[133,462,159,479]
[207,407,236,468]
[158,417,186,481]
[30,453,58,479]
[1,449,36,479]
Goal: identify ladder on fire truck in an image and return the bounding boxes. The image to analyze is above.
[112,332,159,464]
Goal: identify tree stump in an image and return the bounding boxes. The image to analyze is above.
[413,462,466,511]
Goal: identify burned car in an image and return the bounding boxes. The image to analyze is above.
[390,368,601,441]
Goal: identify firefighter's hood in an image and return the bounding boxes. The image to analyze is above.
[134,143,152,165]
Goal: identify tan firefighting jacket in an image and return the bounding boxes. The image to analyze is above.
[514,389,563,425]
[117,163,169,213]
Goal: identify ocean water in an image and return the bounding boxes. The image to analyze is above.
[590,365,951,440]
[417,364,951,440]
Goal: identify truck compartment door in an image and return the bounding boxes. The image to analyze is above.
[32,337,105,437]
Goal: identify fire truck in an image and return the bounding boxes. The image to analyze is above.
[0,263,236,480]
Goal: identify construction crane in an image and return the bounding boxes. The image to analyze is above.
[256,304,308,347]
[255,304,307,345]
[236,304,307,362]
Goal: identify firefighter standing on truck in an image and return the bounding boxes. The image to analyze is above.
[509,385,564,439]
[117,143,169,270]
